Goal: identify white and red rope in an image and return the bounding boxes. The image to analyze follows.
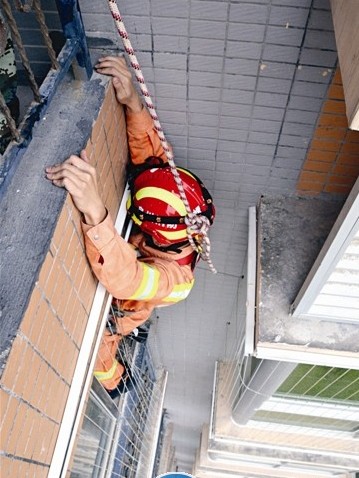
[107,0,216,274]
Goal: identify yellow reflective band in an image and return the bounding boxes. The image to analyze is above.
[128,263,160,301]
[162,280,195,303]
[94,359,118,382]
[127,196,142,225]
[136,187,187,216]
[160,228,188,240]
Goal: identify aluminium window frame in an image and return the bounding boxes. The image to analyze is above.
[291,177,359,323]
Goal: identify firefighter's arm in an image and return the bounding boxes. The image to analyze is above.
[45,151,106,226]
[95,55,169,165]
[82,215,193,304]
[82,214,150,299]
[95,56,143,113]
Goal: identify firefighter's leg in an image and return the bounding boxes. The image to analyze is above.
[111,298,152,336]
[94,331,131,396]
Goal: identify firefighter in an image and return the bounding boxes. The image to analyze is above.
[46,56,215,397]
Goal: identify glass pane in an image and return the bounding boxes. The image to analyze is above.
[253,409,359,432]
[276,364,359,403]
[70,393,115,478]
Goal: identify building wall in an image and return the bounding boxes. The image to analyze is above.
[297,68,359,195]
[0,84,128,476]
[193,62,359,478]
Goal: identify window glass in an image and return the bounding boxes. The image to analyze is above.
[70,391,116,478]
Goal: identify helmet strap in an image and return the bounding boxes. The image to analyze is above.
[144,234,189,254]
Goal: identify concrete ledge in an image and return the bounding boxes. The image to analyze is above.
[0,75,107,373]
[256,195,359,364]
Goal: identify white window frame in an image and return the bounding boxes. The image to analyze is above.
[291,177,359,323]
[245,206,257,356]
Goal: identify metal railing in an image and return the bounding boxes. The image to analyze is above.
[68,336,168,478]
[0,0,92,186]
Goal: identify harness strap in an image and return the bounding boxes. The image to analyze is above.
[175,251,197,269]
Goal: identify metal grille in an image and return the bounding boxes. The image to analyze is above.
[70,388,117,477]
[0,0,59,150]
[69,320,168,478]
[247,364,359,450]
[0,0,91,187]
[277,364,359,403]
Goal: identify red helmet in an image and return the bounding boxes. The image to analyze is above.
[127,164,215,246]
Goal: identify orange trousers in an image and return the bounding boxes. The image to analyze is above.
[93,331,125,392]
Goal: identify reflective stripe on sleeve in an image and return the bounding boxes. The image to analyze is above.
[94,359,118,382]
[128,262,160,301]
[162,279,195,303]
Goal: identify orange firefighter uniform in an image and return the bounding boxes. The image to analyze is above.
[87,106,196,395]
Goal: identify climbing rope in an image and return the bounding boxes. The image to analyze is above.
[32,0,60,70]
[107,0,217,274]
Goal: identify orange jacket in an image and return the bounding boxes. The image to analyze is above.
[82,106,195,335]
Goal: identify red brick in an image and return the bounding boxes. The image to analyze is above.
[37,253,54,290]
[20,286,42,337]
[90,114,104,145]
[310,139,341,152]
[5,401,28,454]
[306,150,337,163]
[322,99,346,115]
[0,394,18,447]
[327,84,345,100]
[345,129,359,143]
[14,405,36,455]
[324,183,352,194]
[318,113,348,128]
[0,389,11,430]
[300,171,327,183]
[341,142,359,154]
[337,153,359,166]
[51,207,70,252]
[26,299,49,346]
[328,175,357,186]
[297,180,324,193]
[332,68,342,85]
[1,336,26,390]
[84,138,94,164]
[314,125,347,140]
[12,345,40,404]
[0,456,13,477]
[333,163,359,177]
[303,160,334,173]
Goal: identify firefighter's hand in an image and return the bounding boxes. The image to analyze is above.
[95,56,143,113]
[45,150,107,226]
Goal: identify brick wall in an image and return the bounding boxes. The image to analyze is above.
[297,68,359,195]
[0,84,128,475]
